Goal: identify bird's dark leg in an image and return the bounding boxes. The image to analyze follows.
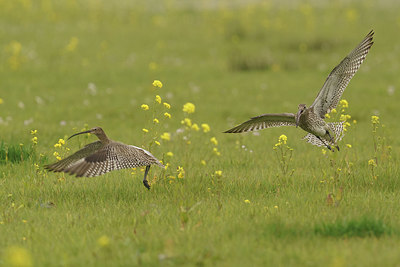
[317,136,331,151]
[143,165,151,190]
[326,130,340,151]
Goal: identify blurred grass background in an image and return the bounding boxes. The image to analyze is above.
[1,0,400,266]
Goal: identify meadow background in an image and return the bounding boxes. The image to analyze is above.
[1,0,400,266]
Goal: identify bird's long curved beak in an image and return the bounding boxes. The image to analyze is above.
[295,110,301,127]
[68,130,92,140]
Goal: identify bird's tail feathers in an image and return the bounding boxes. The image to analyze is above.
[303,122,345,149]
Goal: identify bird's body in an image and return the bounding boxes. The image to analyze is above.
[225,30,374,150]
[45,127,164,189]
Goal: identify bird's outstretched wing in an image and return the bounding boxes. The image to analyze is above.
[311,30,374,118]
[224,113,296,133]
[62,143,164,177]
[44,141,103,172]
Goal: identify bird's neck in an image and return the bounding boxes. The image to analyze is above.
[96,133,110,144]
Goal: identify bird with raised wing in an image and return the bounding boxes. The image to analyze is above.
[225,30,374,151]
[45,127,164,189]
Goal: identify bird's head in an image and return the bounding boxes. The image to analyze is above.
[68,126,105,140]
[295,104,307,127]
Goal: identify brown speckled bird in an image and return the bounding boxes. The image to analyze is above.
[225,30,374,151]
[45,127,164,189]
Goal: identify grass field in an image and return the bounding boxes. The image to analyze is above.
[1,0,400,266]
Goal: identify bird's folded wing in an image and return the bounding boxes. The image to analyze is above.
[64,143,163,177]
[311,30,374,118]
[44,141,102,172]
[224,113,296,133]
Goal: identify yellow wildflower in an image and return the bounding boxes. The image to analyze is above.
[161,132,171,141]
[214,170,222,177]
[191,123,200,131]
[58,139,65,145]
[97,235,110,247]
[346,144,352,148]
[153,118,159,124]
[330,108,337,114]
[325,113,330,119]
[30,130,37,135]
[163,102,171,109]
[142,128,149,133]
[371,115,379,124]
[54,143,61,148]
[155,141,161,146]
[152,80,163,88]
[141,104,149,111]
[53,151,59,157]
[213,147,221,156]
[166,151,173,157]
[274,205,278,209]
[182,102,195,114]
[322,149,326,155]
[278,134,287,144]
[210,137,218,146]
[181,118,192,127]
[244,199,251,204]
[164,112,171,119]
[201,123,210,133]
[368,159,377,167]
[353,120,357,124]
[178,172,184,179]
[31,137,38,144]
[0,98,3,104]
[155,95,162,104]
[201,160,206,165]
[56,156,62,161]
[22,219,27,223]
[339,99,349,108]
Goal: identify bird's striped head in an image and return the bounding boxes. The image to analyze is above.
[296,104,307,127]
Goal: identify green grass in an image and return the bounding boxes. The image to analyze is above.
[1,0,400,266]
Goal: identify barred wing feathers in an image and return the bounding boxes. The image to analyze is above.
[311,30,374,118]
[224,113,296,133]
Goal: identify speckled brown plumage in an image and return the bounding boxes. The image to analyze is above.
[45,127,164,189]
[225,30,374,151]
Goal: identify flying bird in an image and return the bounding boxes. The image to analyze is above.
[225,30,374,150]
[45,127,164,189]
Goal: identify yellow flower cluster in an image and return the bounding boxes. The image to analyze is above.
[274,134,287,148]
[155,95,162,104]
[164,112,171,119]
[163,102,170,109]
[181,118,192,127]
[368,159,377,167]
[371,115,379,124]
[339,99,348,108]
[53,151,62,161]
[183,102,195,114]
[244,199,251,204]
[214,170,222,177]
[152,80,163,88]
[54,138,65,148]
[141,104,149,111]
[201,123,210,133]
[161,132,171,141]
[191,123,199,131]
[210,137,218,146]
[153,118,159,124]
[177,166,185,179]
